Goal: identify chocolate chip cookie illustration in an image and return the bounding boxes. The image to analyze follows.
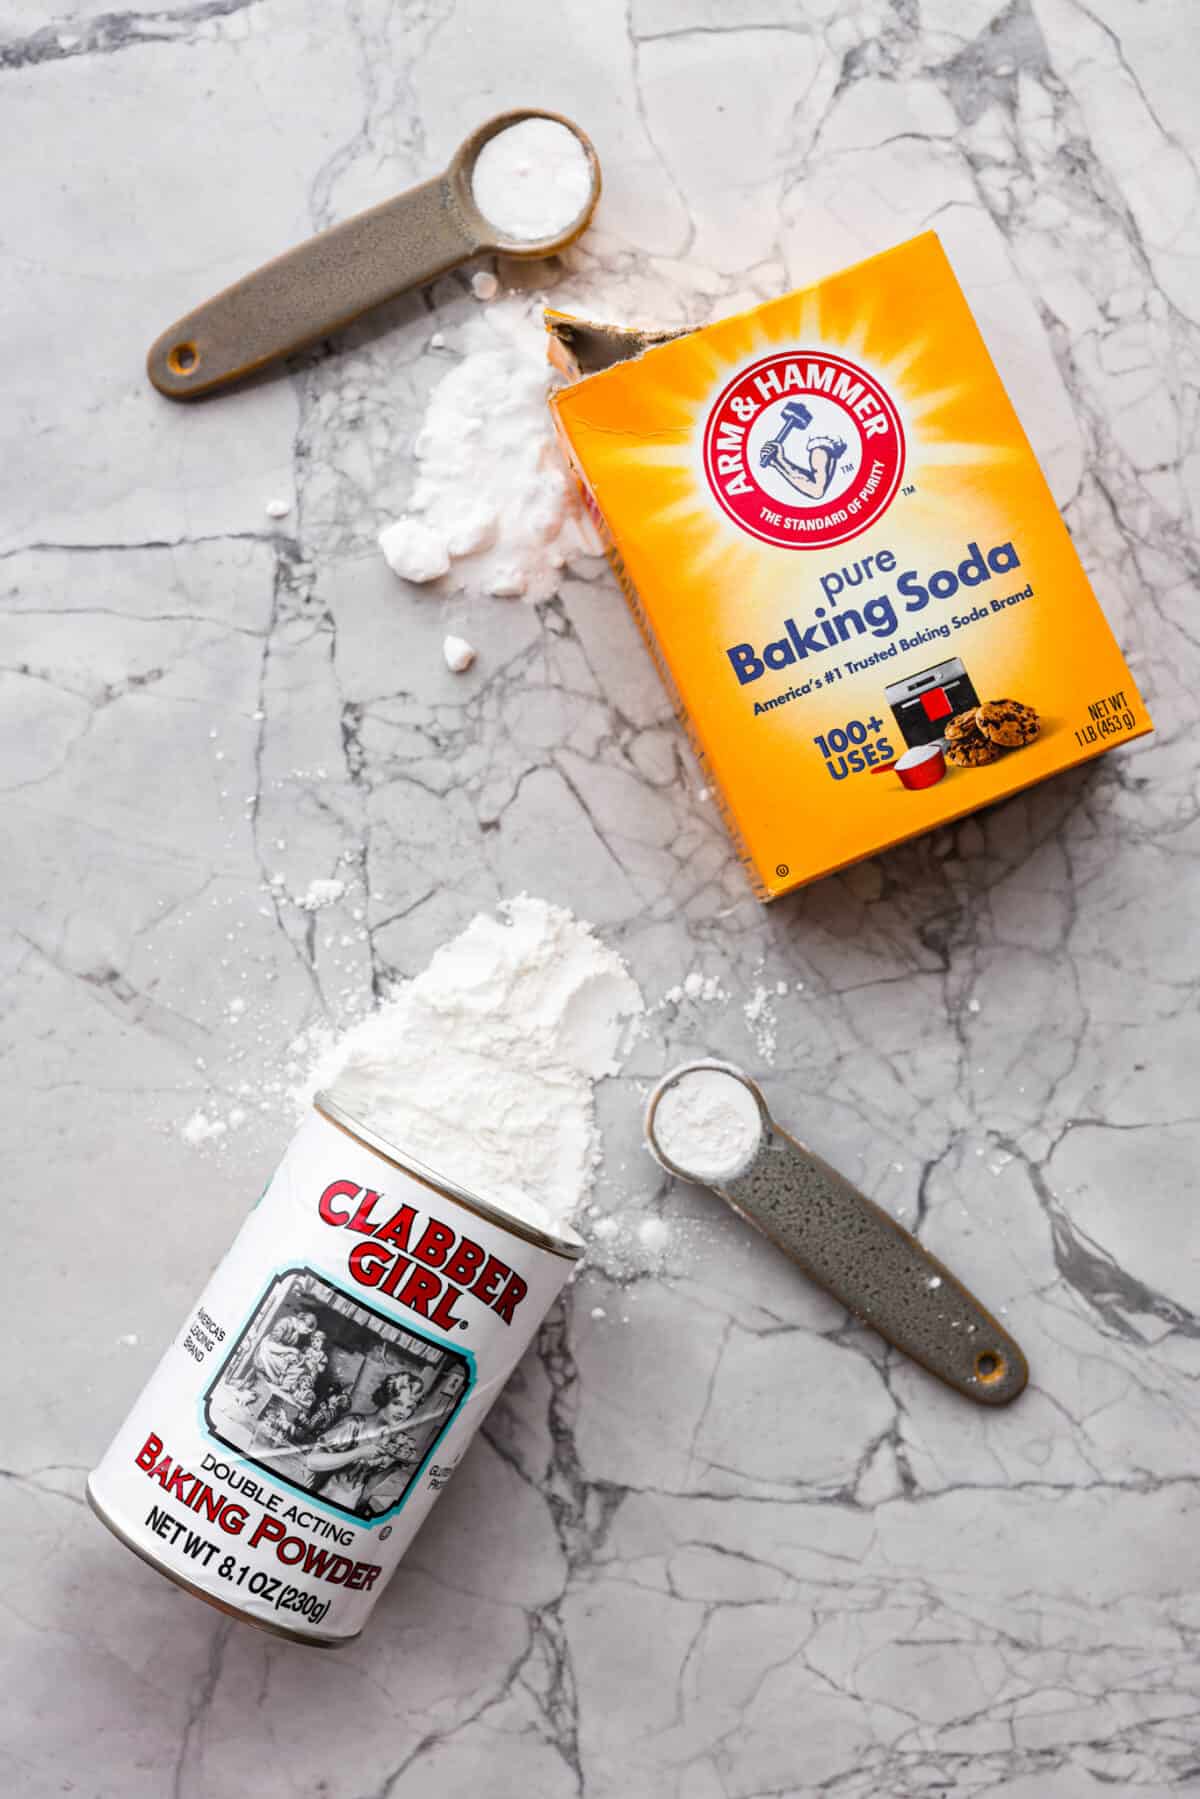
[977,699,1040,748]
[944,708,980,743]
[945,729,1002,768]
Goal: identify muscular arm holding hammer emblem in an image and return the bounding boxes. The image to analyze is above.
[759,401,847,500]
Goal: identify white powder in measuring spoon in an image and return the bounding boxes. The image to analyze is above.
[471,118,593,243]
[651,1066,763,1184]
[304,896,643,1238]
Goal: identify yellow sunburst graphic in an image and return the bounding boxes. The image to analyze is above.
[556,257,1019,634]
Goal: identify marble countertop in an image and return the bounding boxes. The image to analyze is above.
[4,1,1198,1795]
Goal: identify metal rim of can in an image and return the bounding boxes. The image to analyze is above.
[312,1092,586,1263]
[86,1478,357,1649]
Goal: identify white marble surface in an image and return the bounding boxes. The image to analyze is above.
[3,1,1199,1794]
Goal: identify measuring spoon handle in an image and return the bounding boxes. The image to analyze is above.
[147,174,479,399]
[722,1126,1028,1405]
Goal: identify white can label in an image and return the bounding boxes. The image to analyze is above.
[89,1110,574,1641]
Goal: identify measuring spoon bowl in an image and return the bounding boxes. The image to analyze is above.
[645,1059,769,1185]
[448,108,601,259]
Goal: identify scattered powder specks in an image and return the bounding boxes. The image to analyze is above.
[743,983,779,1063]
[294,878,346,912]
[666,969,726,1006]
[181,1110,227,1146]
[590,1306,607,1320]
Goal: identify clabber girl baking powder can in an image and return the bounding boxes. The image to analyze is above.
[88,1094,583,1646]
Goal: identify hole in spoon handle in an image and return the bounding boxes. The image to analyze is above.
[720,1126,1028,1406]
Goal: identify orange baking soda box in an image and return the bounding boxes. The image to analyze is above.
[548,232,1151,899]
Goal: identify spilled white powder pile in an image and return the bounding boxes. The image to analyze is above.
[470,118,593,243]
[377,299,595,603]
[305,896,643,1237]
[651,1066,762,1184]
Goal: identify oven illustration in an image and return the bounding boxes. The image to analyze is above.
[885,657,980,748]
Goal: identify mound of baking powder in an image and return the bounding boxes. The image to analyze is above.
[378,299,596,603]
[303,896,643,1237]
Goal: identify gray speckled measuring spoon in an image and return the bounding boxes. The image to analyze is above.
[147,107,601,399]
[646,1060,1028,1406]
